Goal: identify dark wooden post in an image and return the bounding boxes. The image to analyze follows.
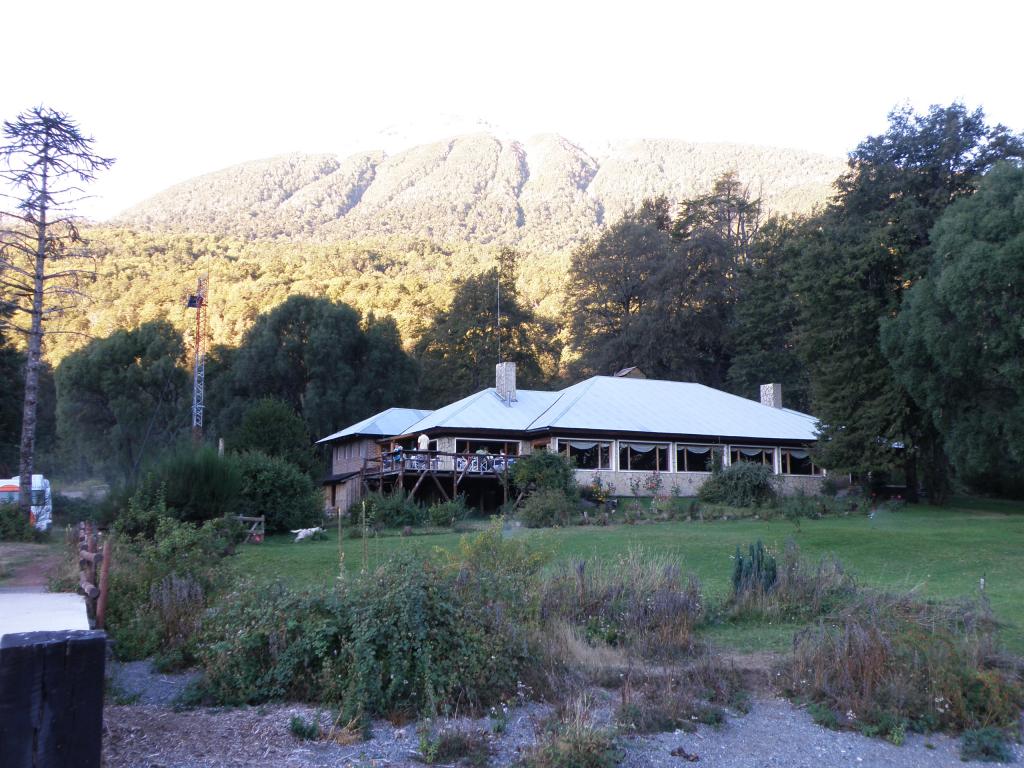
[0,630,106,768]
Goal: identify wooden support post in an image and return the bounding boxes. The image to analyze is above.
[430,472,451,502]
[95,539,112,630]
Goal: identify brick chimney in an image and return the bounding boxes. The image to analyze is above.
[496,362,517,405]
[760,382,783,409]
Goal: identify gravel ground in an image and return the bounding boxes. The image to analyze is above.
[103,695,1023,767]
[109,660,202,706]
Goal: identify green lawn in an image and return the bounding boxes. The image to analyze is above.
[231,497,1024,653]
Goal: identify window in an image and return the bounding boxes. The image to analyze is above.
[455,439,520,455]
[781,448,821,475]
[730,446,773,468]
[676,444,715,472]
[619,442,670,471]
[558,439,612,470]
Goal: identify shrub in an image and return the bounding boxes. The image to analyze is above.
[233,450,321,533]
[539,549,703,659]
[196,552,528,727]
[784,591,1024,738]
[230,398,316,475]
[427,495,470,527]
[698,462,778,507]
[511,452,578,498]
[360,489,423,528]
[144,446,243,524]
[519,488,579,528]
[107,514,235,666]
[960,727,1016,763]
[0,503,34,541]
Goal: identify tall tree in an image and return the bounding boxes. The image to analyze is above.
[0,107,113,511]
[568,179,761,386]
[881,162,1024,495]
[416,248,550,406]
[793,103,1024,499]
[727,217,811,411]
[213,295,418,440]
[55,320,189,482]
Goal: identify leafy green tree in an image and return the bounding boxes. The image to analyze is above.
[416,248,549,406]
[55,320,189,481]
[881,162,1024,495]
[569,180,761,386]
[213,295,418,440]
[229,398,315,475]
[793,103,1024,498]
[727,217,811,411]
[0,107,113,512]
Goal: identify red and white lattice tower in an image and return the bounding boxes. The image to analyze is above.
[186,276,209,441]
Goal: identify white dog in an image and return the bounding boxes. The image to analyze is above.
[291,526,324,542]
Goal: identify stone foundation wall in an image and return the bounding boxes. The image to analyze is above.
[574,469,826,497]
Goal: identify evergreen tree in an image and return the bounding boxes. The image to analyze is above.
[881,162,1024,495]
[793,103,1024,499]
[727,217,811,411]
[416,248,549,406]
[0,107,113,511]
[213,295,418,440]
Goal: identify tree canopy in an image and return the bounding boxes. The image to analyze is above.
[55,320,188,481]
[881,162,1024,494]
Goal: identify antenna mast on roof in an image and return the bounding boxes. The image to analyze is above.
[186,275,209,442]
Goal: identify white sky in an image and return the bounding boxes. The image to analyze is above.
[2,0,1022,220]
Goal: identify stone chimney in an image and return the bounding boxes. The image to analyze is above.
[759,382,783,409]
[496,361,517,404]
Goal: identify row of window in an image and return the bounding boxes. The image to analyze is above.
[557,440,821,476]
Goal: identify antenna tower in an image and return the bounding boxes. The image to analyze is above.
[186,275,209,441]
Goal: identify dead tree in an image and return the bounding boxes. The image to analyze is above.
[0,107,113,514]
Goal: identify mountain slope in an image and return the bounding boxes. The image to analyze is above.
[116,133,844,249]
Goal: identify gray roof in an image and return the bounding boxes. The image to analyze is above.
[402,389,562,435]
[401,376,817,441]
[530,376,818,441]
[316,407,432,444]
[321,376,820,445]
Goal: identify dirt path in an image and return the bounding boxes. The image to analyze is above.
[0,541,64,591]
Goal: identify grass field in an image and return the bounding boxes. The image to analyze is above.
[231,496,1024,653]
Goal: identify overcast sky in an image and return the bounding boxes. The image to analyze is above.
[3,0,1022,219]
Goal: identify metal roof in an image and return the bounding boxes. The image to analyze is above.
[529,376,818,441]
[315,407,432,444]
[401,389,562,435]
[319,376,820,445]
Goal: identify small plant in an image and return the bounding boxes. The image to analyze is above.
[290,714,321,740]
[518,696,621,768]
[732,540,778,597]
[419,725,491,766]
[0,503,35,541]
[960,727,1016,763]
[807,702,840,730]
[642,472,663,496]
[428,495,470,527]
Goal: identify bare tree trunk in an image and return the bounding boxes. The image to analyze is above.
[18,157,47,516]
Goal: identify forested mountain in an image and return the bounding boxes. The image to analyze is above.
[115,134,843,250]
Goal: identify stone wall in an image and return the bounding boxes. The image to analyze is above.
[573,469,826,497]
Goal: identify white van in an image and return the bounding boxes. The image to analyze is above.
[0,475,53,531]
